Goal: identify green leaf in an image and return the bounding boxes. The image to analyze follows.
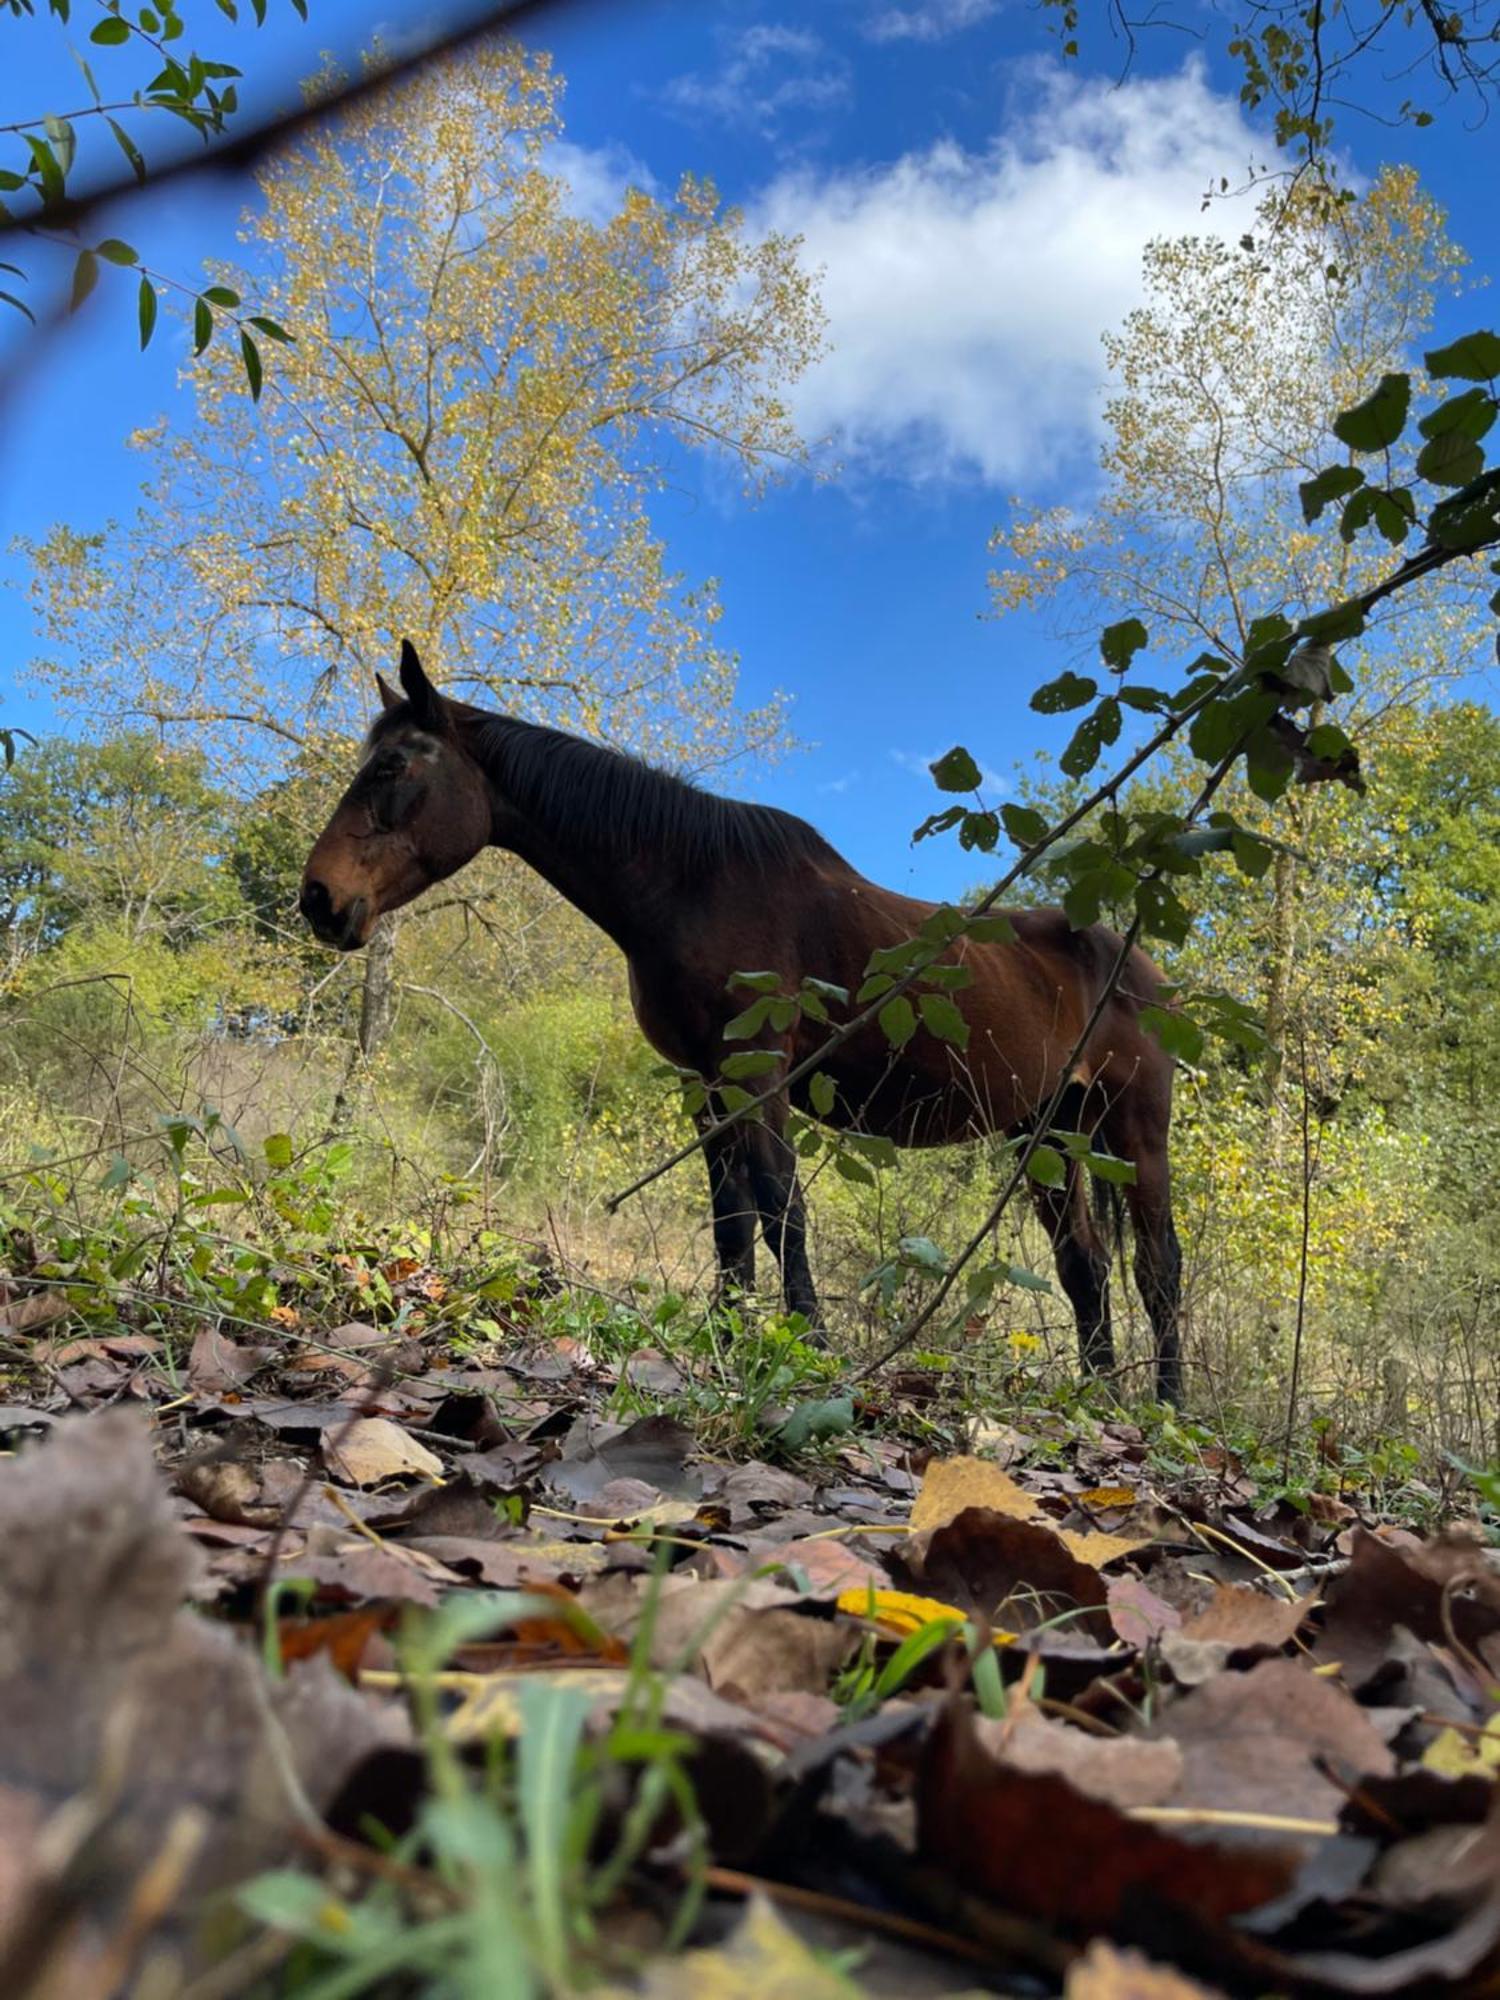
[966,912,1017,945]
[1299,462,1364,523]
[879,995,917,1049]
[240,329,263,401]
[1031,671,1097,715]
[1060,704,1116,779]
[834,1150,875,1187]
[1025,1144,1066,1190]
[1332,372,1410,452]
[68,249,98,311]
[90,16,131,43]
[137,273,157,349]
[729,969,782,994]
[193,296,213,355]
[929,746,982,792]
[1417,386,1497,443]
[1134,878,1191,945]
[1001,1261,1052,1294]
[518,1682,593,1986]
[1139,1004,1205,1065]
[263,1132,293,1169]
[958,810,999,852]
[1416,431,1485,489]
[897,1234,948,1273]
[248,314,293,343]
[1425,331,1500,381]
[778,1395,854,1452]
[720,1050,782,1081]
[1370,487,1417,543]
[809,1071,836,1117]
[94,237,137,266]
[105,116,146,183]
[1099,616,1147,673]
[1001,802,1048,848]
[1231,832,1274,879]
[203,283,242,308]
[918,991,969,1049]
[1082,1150,1137,1186]
[724,996,775,1040]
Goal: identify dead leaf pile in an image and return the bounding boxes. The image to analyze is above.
[0,1310,1497,1996]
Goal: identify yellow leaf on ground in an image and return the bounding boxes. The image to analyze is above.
[910,1455,1041,1531]
[1058,1527,1156,1569]
[1422,1712,1500,1778]
[836,1585,1018,1645]
[598,1893,867,1998]
[1077,1486,1139,1511]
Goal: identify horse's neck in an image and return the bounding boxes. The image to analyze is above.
[470,718,683,956]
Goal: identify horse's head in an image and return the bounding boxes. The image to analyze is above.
[299,641,492,951]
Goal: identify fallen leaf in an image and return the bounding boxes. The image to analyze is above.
[323,1417,445,1487]
[917,1696,1292,1934]
[979,1710,1183,1811]
[1109,1576,1183,1647]
[596,1892,864,1998]
[896,1507,1110,1635]
[1422,1711,1500,1778]
[910,1454,1040,1531]
[1150,1657,1395,1833]
[1066,1938,1228,2000]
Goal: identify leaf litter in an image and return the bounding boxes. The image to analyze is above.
[0,1294,1497,1995]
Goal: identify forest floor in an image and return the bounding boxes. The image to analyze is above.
[1,1233,1499,1999]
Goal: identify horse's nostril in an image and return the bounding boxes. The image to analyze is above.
[300,878,333,928]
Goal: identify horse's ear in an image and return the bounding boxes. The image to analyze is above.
[399,639,444,731]
[375,672,401,713]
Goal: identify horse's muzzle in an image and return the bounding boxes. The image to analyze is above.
[299,878,368,952]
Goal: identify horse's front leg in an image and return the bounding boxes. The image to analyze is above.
[742,1102,822,1333]
[699,1104,758,1305]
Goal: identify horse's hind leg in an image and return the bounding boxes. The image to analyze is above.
[1127,1157,1183,1405]
[1031,1165,1114,1378]
[700,1109,757,1305]
[742,1109,822,1332]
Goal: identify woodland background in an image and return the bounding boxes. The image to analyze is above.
[4,30,1500,1486]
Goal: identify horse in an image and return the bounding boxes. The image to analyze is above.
[301,642,1185,1402]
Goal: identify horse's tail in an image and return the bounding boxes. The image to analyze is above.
[1091,1173,1129,1295]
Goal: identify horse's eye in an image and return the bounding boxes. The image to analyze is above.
[370,777,424,832]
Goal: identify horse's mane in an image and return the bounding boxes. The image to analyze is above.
[374,703,843,878]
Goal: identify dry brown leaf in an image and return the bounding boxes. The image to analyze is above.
[0,1289,71,1338]
[978,1710,1182,1810]
[897,1506,1110,1634]
[917,1696,1291,1934]
[1180,1583,1314,1653]
[322,1417,444,1487]
[1109,1576,1183,1647]
[1151,1657,1395,1832]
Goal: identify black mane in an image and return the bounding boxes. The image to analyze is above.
[375,703,843,878]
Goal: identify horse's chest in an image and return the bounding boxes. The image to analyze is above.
[626,962,709,1071]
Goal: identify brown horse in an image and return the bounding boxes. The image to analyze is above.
[302,643,1184,1401]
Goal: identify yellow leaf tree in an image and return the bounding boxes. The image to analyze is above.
[23,41,824,1056]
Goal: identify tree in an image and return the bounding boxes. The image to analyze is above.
[20,41,823,1058]
[989,167,1490,1103]
[0,730,240,963]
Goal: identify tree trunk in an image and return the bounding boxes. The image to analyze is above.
[358,913,397,1058]
[1262,844,1296,1113]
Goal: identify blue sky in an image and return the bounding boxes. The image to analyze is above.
[3,0,1498,899]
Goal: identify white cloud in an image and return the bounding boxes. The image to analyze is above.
[752,63,1257,485]
[864,0,1001,42]
[661,23,851,137]
[544,139,656,224]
